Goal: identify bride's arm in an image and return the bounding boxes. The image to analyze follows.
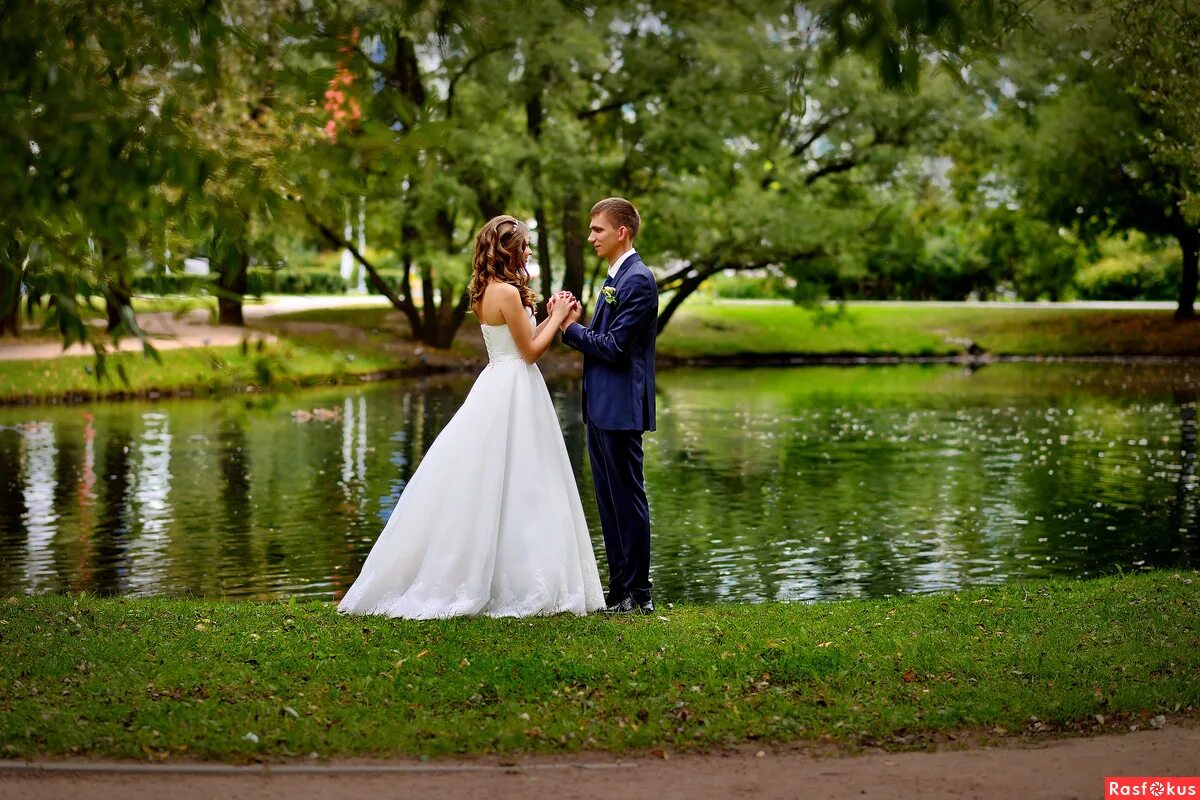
[496,285,570,364]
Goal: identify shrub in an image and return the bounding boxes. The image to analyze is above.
[708,269,795,300]
[131,273,213,295]
[1074,235,1179,301]
[245,269,347,296]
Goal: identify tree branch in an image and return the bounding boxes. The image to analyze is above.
[299,201,416,320]
[576,86,658,120]
[790,107,855,158]
[804,157,859,184]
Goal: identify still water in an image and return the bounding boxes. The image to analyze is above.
[1,363,1196,603]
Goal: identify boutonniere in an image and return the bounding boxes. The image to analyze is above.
[601,286,617,305]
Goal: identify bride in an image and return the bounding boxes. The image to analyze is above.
[337,215,605,619]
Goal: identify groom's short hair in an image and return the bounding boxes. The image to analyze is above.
[591,197,640,242]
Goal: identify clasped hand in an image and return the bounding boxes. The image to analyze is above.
[547,291,582,330]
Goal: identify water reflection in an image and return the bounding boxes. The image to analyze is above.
[126,413,171,595]
[0,362,1197,603]
[93,417,133,594]
[21,422,57,590]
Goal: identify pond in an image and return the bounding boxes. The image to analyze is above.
[1,362,1196,603]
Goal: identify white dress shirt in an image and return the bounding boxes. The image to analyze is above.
[607,248,638,279]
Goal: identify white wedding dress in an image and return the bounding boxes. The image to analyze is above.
[338,308,605,619]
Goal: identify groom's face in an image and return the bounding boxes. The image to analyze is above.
[588,213,625,262]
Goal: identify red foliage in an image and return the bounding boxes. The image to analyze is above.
[323,27,362,142]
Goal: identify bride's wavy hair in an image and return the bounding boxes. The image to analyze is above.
[469,215,538,311]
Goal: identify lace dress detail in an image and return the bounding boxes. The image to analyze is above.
[337,309,604,619]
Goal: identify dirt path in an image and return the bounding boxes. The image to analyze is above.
[3,724,1198,800]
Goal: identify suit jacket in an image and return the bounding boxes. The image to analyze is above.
[562,253,658,432]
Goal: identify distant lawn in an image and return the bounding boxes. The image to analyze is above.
[263,306,401,326]
[4,300,1198,403]
[0,338,407,404]
[265,300,1200,360]
[659,301,1200,360]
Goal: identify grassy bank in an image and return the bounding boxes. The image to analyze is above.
[659,302,1200,360]
[0,339,410,404]
[2,572,1197,762]
[2,302,1198,403]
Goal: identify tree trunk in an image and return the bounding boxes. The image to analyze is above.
[433,288,471,349]
[657,265,720,334]
[0,241,23,337]
[399,254,423,340]
[561,193,585,303]
[526,83,553,320]
[217,246,248,326]
[104,282,133,333]
[0,300,17,337]
[303,202,469,348]
[421,270,438,345]
[535,204,552,319]
[94,238,135,334]
[1177,227,1199,320]
[211,220,249,327]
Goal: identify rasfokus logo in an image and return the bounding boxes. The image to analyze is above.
[1106,777,1200,798]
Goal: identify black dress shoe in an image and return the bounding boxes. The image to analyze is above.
[603,595,640,615]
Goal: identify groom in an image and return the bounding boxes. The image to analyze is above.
[554,197,658,615]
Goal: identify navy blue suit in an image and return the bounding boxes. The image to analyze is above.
[562,253,657,605]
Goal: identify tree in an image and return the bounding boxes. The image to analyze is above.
[294,4,525,347]
[1110,0,1200,315]
[0,0,234,374]
[180,1,321,327]
[816,0,1003,88]
[626,8,976,329]
[965,0,1199,317]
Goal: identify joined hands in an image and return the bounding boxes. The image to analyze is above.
[547,291,582,331]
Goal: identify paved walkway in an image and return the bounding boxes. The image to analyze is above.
[1,724,1198,800]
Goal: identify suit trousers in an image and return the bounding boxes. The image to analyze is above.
[586,421,652,604]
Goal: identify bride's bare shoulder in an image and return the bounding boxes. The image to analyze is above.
[483,281,519,300]
[476,281,520,325]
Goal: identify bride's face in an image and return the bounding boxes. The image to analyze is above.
[521,241,532,266]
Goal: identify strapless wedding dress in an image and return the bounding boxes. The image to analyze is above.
[337,309,604,618]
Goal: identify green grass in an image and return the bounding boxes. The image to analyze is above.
[2,572,1196,762]
[265,306,399,326]
[659,302,1200,360]
[0,338,407,403]
[4,301,1199,403]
